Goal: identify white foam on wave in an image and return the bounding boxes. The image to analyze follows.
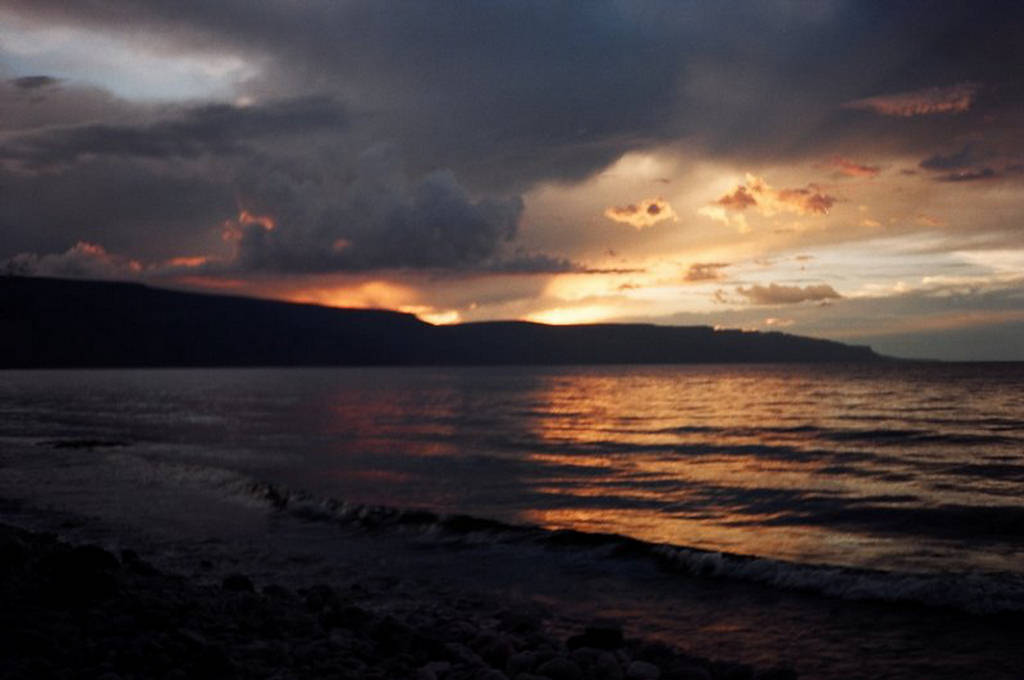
[64,450,1024,618]
[649,544,1024,614]
[223,478,1024,616]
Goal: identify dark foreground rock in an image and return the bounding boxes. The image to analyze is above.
[0,523,796,680]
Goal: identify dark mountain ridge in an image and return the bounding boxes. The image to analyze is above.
[1,276,883,368]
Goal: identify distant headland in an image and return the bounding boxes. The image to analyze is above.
[0,276,883,368]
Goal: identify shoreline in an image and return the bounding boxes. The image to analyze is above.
[0,521,795,680]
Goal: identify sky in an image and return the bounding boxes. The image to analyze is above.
[1,1,1022,360]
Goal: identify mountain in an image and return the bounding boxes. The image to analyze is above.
[0,276,882,368]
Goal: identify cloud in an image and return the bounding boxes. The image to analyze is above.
[697,205,749,233]
[0,153,236,261]
[1,241,141,278]
[8,2,1021,188]
[915,214,945,227]
[0,139,558,276]
[684,262,730,282]
[604,197,678,229]
[0,90,579,275]
[939,167,997,182]
[713,186,758,210]
[844,83,979,117]
[919,145,976,171]
[11,75,60,90]
[775,186,836,215]
[1,96,347,168]
[223,147,533,273]
[828,156,880,178]
[3,0,1024,313]
[699,174,837,230]
[736,283,842,305]
[473,250,579,274]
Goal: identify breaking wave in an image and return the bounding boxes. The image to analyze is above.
[221,477,1024,616]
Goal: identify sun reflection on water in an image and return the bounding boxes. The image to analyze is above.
[307,364,1024,572]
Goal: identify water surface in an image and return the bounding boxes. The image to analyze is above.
[2,363,1023,678]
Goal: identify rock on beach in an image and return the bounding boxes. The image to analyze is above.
[0,522,797,680]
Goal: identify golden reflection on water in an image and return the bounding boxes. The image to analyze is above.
[512,367,950,567]
[316,364,1024,571]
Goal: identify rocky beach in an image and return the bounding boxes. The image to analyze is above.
[0,522,795,680]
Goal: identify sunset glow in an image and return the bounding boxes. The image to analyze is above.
[4,9,1024,678]
[2,2,1021,359]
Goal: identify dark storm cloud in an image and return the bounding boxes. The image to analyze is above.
[3,0,1024,278]
[9,1,1024,179]
[0,92,561,274]
[0,155,236,261]
[0,77,139,132]
[11,75,60,90]
[229,162,526,273]
[0,96,347,167]
[0,142,557,274]
[484,251,579,274]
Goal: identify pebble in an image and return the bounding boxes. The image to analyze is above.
[507,651,538,675]
[593,651,625,680]
[535,656,584,680]
[0,523,796,680]
[475,670,510,680]
[475,631,515,668]
[222,573,255,592]
[568,622,624,651]
[626,660,662,680]
[662,661,713,680]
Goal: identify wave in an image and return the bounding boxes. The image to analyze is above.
[652,422,1019,447]
[223,477,1024,616]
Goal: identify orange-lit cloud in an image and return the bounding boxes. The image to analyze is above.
[166,255,209,268]
[399,305,460,325]
[737,283,841,305]
[714,186,757,210]
[222,209,277,241]
[698,204,750,232]
[775,186,836,215]
[1,241,141,278]
[286,280,417,310]
[684,262,730,282]
[699,174,837,230]
[525,304,620,325]
[915,214,945,227]
[844,83,978,117]
[828,156,880,178]
[604,197,678,229]
[278,279,459,324]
